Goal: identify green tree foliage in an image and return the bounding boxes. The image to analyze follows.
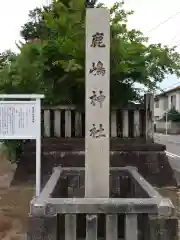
[0,0,180,108]
[21,7,51,41]
[164,108,180,122]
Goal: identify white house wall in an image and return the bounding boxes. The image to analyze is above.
[154,98,166,119]
[154,90,180,121]
[176,92,180,111]
[168,91,180,111]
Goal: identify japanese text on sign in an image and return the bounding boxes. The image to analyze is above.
[0,102,37,139]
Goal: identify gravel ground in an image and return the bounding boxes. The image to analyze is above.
[0,186,34,240]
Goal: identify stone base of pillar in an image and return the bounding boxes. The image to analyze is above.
[27,216,57,240]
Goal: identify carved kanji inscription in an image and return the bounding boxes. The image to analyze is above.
[89,90,105,108]
[89,124,106,138]
[90,32,106,48]
[89,61,106,76]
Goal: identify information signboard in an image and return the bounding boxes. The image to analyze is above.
[0,101,37,139]
[0,94,44,197]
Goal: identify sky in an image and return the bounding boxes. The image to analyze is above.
[1,0,180,90]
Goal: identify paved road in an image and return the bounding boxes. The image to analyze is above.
[154,133,180,176]
[154,133,180,156]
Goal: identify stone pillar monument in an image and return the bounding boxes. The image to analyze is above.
[85,8,110,198]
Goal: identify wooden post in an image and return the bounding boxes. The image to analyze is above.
[144,93,154,142]
[85,8,110,198]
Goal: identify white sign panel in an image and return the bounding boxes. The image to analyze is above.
[0,101,37,139]
[85,8,110,198]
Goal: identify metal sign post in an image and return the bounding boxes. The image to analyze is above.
[85,8,110,198]
[0,94,44,196]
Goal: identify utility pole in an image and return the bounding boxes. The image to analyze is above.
[165,111,168,135]
[46,0,52,5]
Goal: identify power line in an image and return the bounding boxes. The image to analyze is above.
[147,11,180,34]
[168,40,180,48]
[174,40,180,47]
[166,33,180,47]
[168,35,180,45]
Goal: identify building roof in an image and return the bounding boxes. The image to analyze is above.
[155,86,180,99]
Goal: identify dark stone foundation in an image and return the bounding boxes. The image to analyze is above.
[12,138,177,187]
